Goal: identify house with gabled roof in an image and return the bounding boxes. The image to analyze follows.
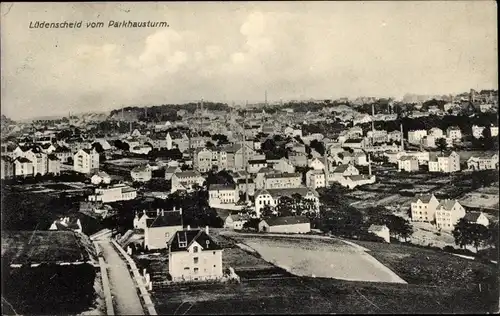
[171,171,205,193]
[264,172,302,189]
[144,208,183,250]
[398,156,419,172]
[428,151,460,173]
[328,164,359,182]
[368,224,390,243]
[467,153,499,171]
[168,227,223,282]
[463,211,489,227]
[224,214,250,230]
[208,183,239,205]
[165,166,182,180]
[435,199,466,231]
[258,216,311,234]
[272,157,296,174]
[131,164,152,182]
[410,194,439,223]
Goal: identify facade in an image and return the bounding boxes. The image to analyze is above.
[288,152,308,167]
[410,194,440,223]
[398,156,419,172]
[264,172,302,189]
[308,158,325,170]
[74,148,99,174]
[88,184,137,203]
[47,155,61,175]
[272,158,296,173]
[224,214,249,230]
[408,130,427,145]
[171,171,205,193]
[258,216,311,234]
[144,209,183,250]
[91,171,112,185]
[306,170,326,189]
[446,126,462,141]
[472,125,485,139]
[467,154,499,171]
[463,211,489,227]
[131,165,152,182]
[254,187,319,217]
[328,164,360,182]
[168,228,223,282]
[208,184,239,205]
[428,151,460,173]
[435,200,466,231]
[193,148,214,173]
[1,156,15,179]
[13,157,34,177]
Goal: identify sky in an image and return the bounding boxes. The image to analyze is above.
[1,1,497,120]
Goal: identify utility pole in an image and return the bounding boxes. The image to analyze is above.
[243,101,249,204]
[265,90,268,106]
[400,123,404,152]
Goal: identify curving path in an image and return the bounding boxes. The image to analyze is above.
[97,239,145,315]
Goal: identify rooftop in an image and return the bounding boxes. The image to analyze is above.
[146,210,183,228]
[261,216,310,226]
[168,229,222,252]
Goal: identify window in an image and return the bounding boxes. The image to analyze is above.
[194,268,199,274]
[194,257,199,264]
[213,251,216,255]
[193,246,198,253]
[184,267,189,270]
[214,264,216,267]
[165,232,170,239]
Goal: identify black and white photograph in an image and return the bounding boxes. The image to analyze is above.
[1,1,498,314]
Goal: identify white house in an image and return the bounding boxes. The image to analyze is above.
[398,156,419,172]
[208,184,239,205]
[308,158,325,171]
[171,171,205,193]
[472,125,485,139]
[258,216,311,234]
[272,157,296,173]
[305,170,326,189]
[408,130,427,145]
[463,211,489,227]
[368,224,390,243]
[165,166,182,180]
[410,194,440,223]
[467,154,499,171]
[446,126,462,141]
[133,210,154,230]
[168,227,223,282]
[144,209,183,250]
[91,171,112,185]
[428,151,460,173]
[74,148,99,174]
[131,165,152,182]
[88,184,137,203]
[130,144,152,155]
[49,217,83,234]
[224,214,249,230]
[435,200,466,231]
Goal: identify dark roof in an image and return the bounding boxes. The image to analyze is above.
[248,159,267,164]
[464,212,483,222]
[47,154,59,161]
[412,194,435,204]
[15,157,32,163]
[209,183,236,191]
[237,178,254,184]
[265,172,301,179]
[261,216,310,227]
[146,210,183,228]
[169,229,222,252]
[333,164,352,173]
[54,146,71,153]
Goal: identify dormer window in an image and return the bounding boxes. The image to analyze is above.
[193,246,198,253]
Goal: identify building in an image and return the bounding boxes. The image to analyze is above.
[13,157,34,177]
[208,184,239,205]
[258,216,311,234]
[49,217,83,233]
[165,166,182,180]
[328,164,360,182]
[446,126,462,141]
[224,214,249,230]
[91,171,112,185]
[131,165,152,182]
[428,128,444,138]
[171,171,205,193]
[467,154,499,171]
[193,148,214,173]
[47,154,61,175]
[224,144,256,171]
[308,158,325,170]
[254,187,319,217]
[342,138,366,150]
[410,194,439,223]
[435,200,466,231]
[264,172,302,189]
[368,224,390,243]
[288,152,308,167]
[367,130,388,144]
[337,174,376,189]
[472,125,485,139]
[130,144,152,155]
[428,151,460,173]
[408,130,427,145]
[1,156,15,179]
[463,211,490,227]
[272,157,296,173]
[398,156,419,172]
[168,227,223,282]
[491,125,499,137]
[306,169,326,189]
[133,210,154,230]
[144,209,183,250]
[88,184,137,203]
[74,148,99,174]
[405,150,430,164]
[247,158,268,173]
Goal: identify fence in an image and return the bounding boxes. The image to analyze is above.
[93,241,114,316]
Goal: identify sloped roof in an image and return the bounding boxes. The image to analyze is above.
[412,194,435,204]
[437,199,458,211]
[209,183,236,191]
[47,154,59,161]
[333,164,353,173]
[261,216,310,227]
[174,171,201,178]
[15,157,32,163]
[226,214,250,222]
[258,187,319,199]
[146,210,183,228]
[368,224,388,232]
[265,172,301,179]
[169,229,222,252]
[346,174,371,181]
[399,156,418,161]
[464,212,483,222]
[131,165,151,173]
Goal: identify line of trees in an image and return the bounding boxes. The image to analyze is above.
[452,219,497,252]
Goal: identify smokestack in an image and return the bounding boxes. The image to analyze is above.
[161,209,164,216]
[205,226,209,235]
[400,124,404,151]
[265,90,268,106]
[187,225,191,231]
[368,153,372,176]
[156,208,160,216]
[371,104,375,133]
[323,151,329,186]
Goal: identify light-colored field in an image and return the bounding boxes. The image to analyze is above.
[106,158,149,166]
[238,236,407,283]
[460,192,499,210]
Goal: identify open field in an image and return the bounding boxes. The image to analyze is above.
[152,275,496,314]
[2,231,92,264]
[350,240,498,288]
[232,236,406,283]
[105,158,149,167]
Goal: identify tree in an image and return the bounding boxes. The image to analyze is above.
[436,138,448,153]
[487,221,499,249]
[206,141,215,149]
[260,205,275,219]
[453,218,473,249]
[469,223,490,252]
[114,139,129,151]
[309,139,325,156]
[275,196,295,217]
[385,214,413,241]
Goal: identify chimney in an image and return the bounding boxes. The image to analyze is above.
[143,210,146,215]
[161,209,164,216]
[156,209,160,216]
[187,225,190,231]
[205,226,209,235]
[368,154,372,176]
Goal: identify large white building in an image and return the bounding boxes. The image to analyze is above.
[254,187,319,217]
[258,216,311,234]
[467,154,499,171]
[74,148,99,174]
[208,184,239,205]
[398,156,419,172]
[171,171,205,193]
[435,200,466,231]
[410,194,440,223]
[428,151,460,173]
[88,184,137,203]
[408,130,427,145]
[168,228,223,282]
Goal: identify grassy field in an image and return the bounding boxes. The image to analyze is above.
[350,240,499,288]
[152,276,496,314]
[2,231,91,264]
